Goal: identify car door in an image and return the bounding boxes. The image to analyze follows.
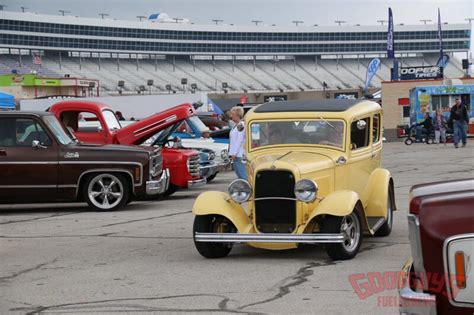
[371,112,382,171]
[0,116,59,202]
[73,111,109,144]
[347,116,372,196]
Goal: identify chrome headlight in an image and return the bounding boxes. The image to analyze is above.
[228,179,252,203]
[294,179,318,202]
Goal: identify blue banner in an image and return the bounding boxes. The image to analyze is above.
[364,58,381,92]
[437,8,443,59]
[387,8,394,59]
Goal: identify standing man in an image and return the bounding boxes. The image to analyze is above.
[229,106,247,180]
[450,98,469,148]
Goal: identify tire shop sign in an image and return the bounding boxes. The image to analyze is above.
[400,66,443,80]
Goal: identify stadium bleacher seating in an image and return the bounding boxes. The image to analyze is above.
[0,53,465,95]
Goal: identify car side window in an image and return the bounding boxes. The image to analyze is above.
[77,112,103,133]
[350,117,370,150]
[373,114,381,143]
[0,118,52,147]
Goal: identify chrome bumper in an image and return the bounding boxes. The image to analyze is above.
[187,177,207,188]
[200,163,219,179]
[194,233,345,243]
[399,259,437,315]
[146,169,170,195]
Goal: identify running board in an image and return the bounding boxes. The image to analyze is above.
[367,217,386,233]
[194,233,345,244]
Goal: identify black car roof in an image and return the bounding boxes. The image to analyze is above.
[254,99,361,113]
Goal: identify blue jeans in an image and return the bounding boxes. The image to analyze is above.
[453,120,467,146]
[415,126,428,141]
[233,157,247,180]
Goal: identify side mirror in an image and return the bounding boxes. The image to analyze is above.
[356,120,367,130]
[32,140,47,149]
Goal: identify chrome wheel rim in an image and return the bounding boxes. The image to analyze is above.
[87,174,123,210]
[340,212,360,252]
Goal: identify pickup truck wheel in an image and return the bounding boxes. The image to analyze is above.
[84,173,129,211]
[206,173,217,182]
[322,212,362,260]
[163,184,178,197]
[193,215,235,258]
[374,186,394,237]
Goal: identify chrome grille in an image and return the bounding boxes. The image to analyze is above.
[188,155,200,177]
[255,170,296,233]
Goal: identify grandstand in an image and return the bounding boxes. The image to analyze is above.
[0,11,470,95]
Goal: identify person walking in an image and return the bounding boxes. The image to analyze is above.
[433,109,448,145]
[228,106,247,180]
[449,98,469,148]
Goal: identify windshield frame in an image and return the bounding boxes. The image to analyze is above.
[247,118,347,152]
[42,115,74,145]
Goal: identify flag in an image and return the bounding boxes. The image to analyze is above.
[208,99,224,115]
[387,8,394,59]
[364,58,381,92]
[437,8,443,60]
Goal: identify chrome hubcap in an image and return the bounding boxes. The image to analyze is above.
[340,213,360,252]
[88,174,123,209]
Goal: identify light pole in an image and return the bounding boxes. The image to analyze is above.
[377,20,388,26]
[420,19,432,25]
[252,20,263,26]
[99,13,109,19]
[136,15,146,21]
[172,18,183,23]
[335,20,346,26]
[0,4,7,11]
[292,20,303,26]
[20,6,28,12]
[58,9,70,16]
[212,19,223,25]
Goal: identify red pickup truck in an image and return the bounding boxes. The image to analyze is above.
[48,101,206,196]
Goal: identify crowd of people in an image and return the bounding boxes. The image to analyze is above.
[415,98,470,148]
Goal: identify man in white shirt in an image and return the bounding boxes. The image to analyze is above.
[228,106,247,180]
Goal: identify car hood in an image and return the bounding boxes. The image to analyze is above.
[252,150,334,175]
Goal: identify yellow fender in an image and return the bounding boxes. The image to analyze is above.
[299,190,370,233]
[192,191,252,233]
[360,168,395,218]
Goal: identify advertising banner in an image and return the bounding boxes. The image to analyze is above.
[364,58,381,91]
[387,8,394,59]
[400,66,443,80]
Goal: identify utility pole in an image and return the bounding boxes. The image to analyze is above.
[251,20,263,26]
[99,13,109,19]
[419,19,432,25]
[335,20,346,26]
[20,6,28,12]
[377,20,388,26]
[212,19,223,25]
[58,10,70,16]
[136,15,146,21]
[292,20,303,26]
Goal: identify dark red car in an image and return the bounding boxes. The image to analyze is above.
[399,178,474,315]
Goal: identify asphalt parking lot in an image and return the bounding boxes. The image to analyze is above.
[1,141,473,314]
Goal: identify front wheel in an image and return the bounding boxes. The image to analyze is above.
[322,212,363,260]
[375,186,394,237]
[206,173,217,182]
[405,138,413,145]
[193,215,235,258]
[83,173,130,211]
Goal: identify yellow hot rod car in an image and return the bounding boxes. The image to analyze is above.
[192,99,396,260]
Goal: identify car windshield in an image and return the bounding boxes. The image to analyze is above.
[250,120,345,149]
[102,110,122,130]
[43,115,74,145]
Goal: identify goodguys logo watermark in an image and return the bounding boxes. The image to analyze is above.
[400,66,443,80]
[348,271,461,307]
